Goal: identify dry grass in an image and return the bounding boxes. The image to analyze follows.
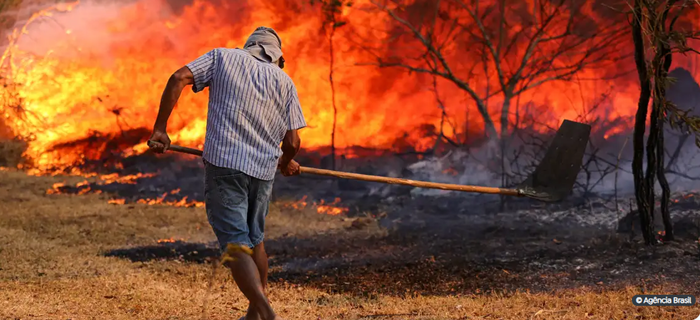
[0,169,698,320]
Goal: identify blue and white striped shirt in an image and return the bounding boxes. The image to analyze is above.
[186,48,306,180]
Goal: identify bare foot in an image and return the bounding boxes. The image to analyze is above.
[244,306,261,320]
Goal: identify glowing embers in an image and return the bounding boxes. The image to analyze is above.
[156,237,186,244]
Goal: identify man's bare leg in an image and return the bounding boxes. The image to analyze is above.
[244,242,269,320]
[226,251,281,320]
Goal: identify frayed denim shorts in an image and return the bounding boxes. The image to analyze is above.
[204,160,274,253]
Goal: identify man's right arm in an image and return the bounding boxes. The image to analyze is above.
[279,129,301,168]
[279,81,306,176]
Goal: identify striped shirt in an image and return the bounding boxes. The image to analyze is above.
[186,48,306,180]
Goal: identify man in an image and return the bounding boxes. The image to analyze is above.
[148,26,305,320]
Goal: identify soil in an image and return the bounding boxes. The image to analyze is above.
[94,153,700,298]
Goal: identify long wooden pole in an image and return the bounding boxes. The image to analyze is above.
[159,143,521,196]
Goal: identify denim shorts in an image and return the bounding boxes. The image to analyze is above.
[204,161,274,252]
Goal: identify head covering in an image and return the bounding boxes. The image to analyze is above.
[243,26,283,64]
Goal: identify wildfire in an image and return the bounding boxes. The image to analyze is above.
[3,0,697,173]
[283,195,349,215]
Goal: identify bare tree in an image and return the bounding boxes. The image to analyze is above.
[313,0,352,170]
[360,0,625,141]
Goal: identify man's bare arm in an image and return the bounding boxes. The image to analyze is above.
[153,66,194,132]
[279,129,301,167]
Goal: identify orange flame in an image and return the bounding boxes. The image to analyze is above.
[315,198,350,215]
[108,198,125,205]
[136,193,204,208]
[283,195,349,215]
[157,237,185,244]
[1,0,699,173]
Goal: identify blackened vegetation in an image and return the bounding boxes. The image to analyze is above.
[105,240,218,263]
[102,198,700,297]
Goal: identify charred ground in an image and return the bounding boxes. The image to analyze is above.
[49,148,700,300]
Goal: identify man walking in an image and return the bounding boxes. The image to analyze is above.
[149,26,305,320]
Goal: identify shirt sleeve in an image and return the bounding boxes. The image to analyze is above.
[286,82,307,131]
[185,49,218,93]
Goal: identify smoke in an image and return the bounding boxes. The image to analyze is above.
[10,0,205,64]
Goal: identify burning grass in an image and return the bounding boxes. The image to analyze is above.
[1,169,700,319]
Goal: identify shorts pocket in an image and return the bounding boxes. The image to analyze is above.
[256,180,274,204]
[213,172,248,207]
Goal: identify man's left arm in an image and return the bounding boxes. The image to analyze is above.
[149,49,218,153]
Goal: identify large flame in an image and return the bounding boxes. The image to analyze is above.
[1,0,699,172]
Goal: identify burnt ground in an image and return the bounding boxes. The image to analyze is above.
[67,151,700,297]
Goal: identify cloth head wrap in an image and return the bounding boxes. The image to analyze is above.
[243,26,283,64]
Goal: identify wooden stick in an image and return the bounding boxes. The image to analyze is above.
[154,142,522,196]
[300,167,519,195]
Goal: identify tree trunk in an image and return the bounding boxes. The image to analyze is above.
[657,21,675,242]
[631,0,655,245]
[657,116,673,241]
[466,95,497,139]
[329,26,337,170]
[644,92,660,241]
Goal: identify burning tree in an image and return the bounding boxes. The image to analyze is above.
[362,0,626,142]
[630,0,700,245]
[312,0,353,170]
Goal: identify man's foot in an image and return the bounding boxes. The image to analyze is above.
[243,305,261,320]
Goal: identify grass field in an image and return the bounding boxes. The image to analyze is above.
[1,168,698,319]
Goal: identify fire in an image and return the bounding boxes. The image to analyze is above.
[108,198,125,205]
[671,191,699,203]
[1,0,699,172]
[157,237,185,244]
[44,171,203,207]
[315,198,350,215]
[136,193,204,208]
[46,182,66,194]
[283,195,349,215]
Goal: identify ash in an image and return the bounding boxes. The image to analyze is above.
[89,144,700,296]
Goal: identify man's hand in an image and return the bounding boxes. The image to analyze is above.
[279,159,300,176]
[148,130,171,153]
